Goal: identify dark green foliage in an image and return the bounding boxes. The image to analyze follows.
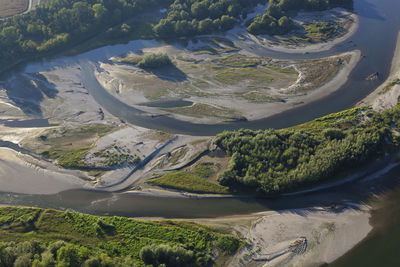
[0,207,240,266]
[0,0,173,72]
[215,105,400,194]
[139,244,197,266]
[247,0,353,35]
[153,0,267,38]
[216,235,240,255]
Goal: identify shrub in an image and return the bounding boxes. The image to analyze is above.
[137,53,173,69]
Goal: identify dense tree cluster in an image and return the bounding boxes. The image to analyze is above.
[0,240,135,267]
[140,244,201,267]
[153,0,267,38]
[215,105,400,195]
[0,0,171,71]
[247,0,353,35]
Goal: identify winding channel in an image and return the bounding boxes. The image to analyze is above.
[0,0,400,218]
[80,0,400,135]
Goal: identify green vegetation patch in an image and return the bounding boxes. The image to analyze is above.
[380,78,400,95]
[214,67,275,85]
[169,147,189,165]
[0,207,239,266]
[118,55,143,65]
[215,104,400,195]
[93,145,140,168]
[138,53,173,69]
[0,0,169,73]
[304,21,340,43]
[296,56,346,92]
[239,91,284,103]
[162,103,241,120]
[246,0,353,38]
[37,124,115,169]
[211,54,261,68]
[149,171,230,194]
[118,53,173,69]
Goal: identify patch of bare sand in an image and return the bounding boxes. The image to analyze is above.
[0,148,85,194]
[192,206,371,267]
[358,31,400,110]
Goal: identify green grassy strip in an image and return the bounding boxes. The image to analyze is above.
[149,171,230,194]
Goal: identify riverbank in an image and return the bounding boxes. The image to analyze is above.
[170,203,371,267]
[358,31,400,109]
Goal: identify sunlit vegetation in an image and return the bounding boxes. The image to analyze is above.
[137,53,173,69]
[380,78,400,95]
[0,207,239,266]
[162,103,242,120]
[294,55,348,93]
[34,124,114,168]
[215,104,400,194]
[149,169,230,194]
[153,0,265,39]
[303,21,340,42]
[93,145,141,168]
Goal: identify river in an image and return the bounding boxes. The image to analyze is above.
[0,0,400,265]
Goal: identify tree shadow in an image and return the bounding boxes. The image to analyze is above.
[5,73,58,116]
[143,64,188,82]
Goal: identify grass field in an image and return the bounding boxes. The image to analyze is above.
[0,207,239,266]
[149,170,230,194]
[0,0,28,17]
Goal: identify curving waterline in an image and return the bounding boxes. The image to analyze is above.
[75,0,400,136]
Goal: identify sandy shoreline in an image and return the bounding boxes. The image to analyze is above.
[358,31,400,109]
[0,147,85,194]
[160,204,371,267]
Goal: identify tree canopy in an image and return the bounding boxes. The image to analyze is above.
[215,104,400,195]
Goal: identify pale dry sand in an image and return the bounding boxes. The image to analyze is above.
[358,31,400,109]
[0,148,85,194]
[191,206,371,267]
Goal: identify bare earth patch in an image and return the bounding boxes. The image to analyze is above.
[0,0,28,17]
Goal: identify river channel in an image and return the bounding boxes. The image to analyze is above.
[1,0,400,265]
